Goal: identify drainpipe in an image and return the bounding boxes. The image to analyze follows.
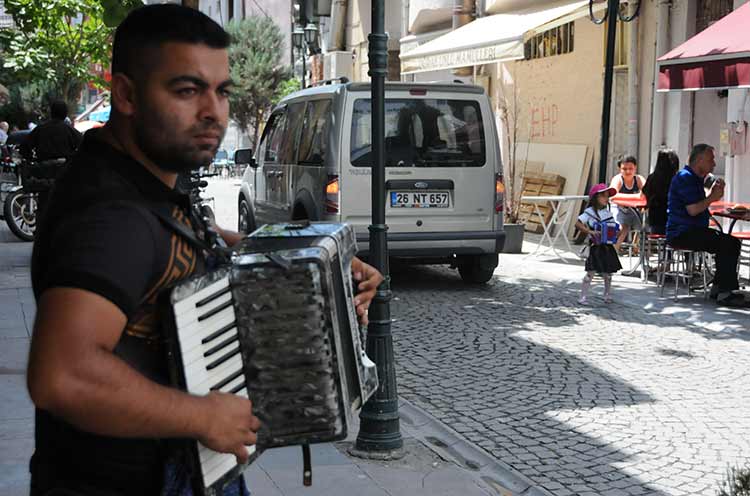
[627,9,639,160]
[452,0,475,76]
[650,0,671,170]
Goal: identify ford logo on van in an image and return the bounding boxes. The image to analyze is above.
[414,182,429,189]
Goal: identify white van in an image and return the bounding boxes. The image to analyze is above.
[236,81,505,283]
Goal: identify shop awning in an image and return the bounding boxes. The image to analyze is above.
[658,1,750,91]
[400,1,588,75]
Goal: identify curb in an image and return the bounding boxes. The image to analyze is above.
[398,397,554,496]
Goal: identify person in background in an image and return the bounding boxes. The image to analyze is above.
[21,101,82,162]
[0,121,9,145]
[667,143,746,307]
[575,183,622,305]
[609,155,646,252]
[642,149,680,235]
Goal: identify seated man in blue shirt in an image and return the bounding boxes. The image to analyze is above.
[667,144,745,307]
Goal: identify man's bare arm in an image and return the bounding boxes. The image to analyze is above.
[27,288,259,462]
[686,180,724,217]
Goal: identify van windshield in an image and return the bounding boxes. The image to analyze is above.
[350,98,486,167]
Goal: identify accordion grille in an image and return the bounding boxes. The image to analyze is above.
[233,262,344,445]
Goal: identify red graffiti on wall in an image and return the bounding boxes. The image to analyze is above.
[530,103,559,138]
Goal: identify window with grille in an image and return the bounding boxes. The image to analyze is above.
[696,0,732,33]
[524,22,575,60]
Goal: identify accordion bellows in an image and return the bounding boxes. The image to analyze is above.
[163,222,378,496]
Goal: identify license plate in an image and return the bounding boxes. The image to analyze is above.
[390,191,449,208]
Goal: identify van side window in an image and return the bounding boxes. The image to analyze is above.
[298,100,332,165]
[264,111,287,163]
[278,102,305,164]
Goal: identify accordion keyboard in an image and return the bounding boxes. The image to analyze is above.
[172,276,256,488]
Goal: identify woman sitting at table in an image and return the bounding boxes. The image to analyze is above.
[609,155,646,252]
[642,149,680,235]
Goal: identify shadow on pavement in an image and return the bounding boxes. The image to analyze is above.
[388,264,670,495]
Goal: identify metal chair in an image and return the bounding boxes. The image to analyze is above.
[646,233,667,285]
[732,232,750,288]
[660,246,711,301]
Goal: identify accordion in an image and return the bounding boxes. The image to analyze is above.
[592,221,620,245]
[161,222,379,496]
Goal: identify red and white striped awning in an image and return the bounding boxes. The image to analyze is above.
[658,1,750,92]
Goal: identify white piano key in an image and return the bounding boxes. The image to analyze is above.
[173,277,230,318]
[219,372,246,394]
[174,291,233,329]
[184,353,243,395]
[177,311,238,358]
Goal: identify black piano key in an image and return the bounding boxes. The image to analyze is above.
[198,300,234,322]
[210,369,244,391]
[206,347,241,370]
[230,382,246,394]
[194,285,232,308]
[204,334,239,358]
[201,321,237,345]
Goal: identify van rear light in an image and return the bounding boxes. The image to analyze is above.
[409,88,427,96]
[325,175,340,214]
[495,174,505,213]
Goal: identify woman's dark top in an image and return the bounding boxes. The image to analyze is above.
[642,173,668,233]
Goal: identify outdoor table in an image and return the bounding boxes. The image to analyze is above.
[521,194,589,263]
[709,201,750,233]
[611,195,648,280]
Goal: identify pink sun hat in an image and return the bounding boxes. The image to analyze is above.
[588,183,617,199]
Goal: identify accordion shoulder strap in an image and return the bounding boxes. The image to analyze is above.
[103,199,229,261]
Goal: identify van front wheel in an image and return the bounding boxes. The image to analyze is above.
[458,254,498,284]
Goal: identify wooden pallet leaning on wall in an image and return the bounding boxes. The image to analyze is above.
[518,172,566,234]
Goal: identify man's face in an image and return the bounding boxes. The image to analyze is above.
[619,161,636,178]
[132,42,232,173]
[703,149,717,175]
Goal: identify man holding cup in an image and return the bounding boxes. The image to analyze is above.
[667,144,746,307]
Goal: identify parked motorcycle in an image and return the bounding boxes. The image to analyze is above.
[3,158,66,242]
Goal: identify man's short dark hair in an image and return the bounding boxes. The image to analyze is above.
[688,144,714,166]
[50,101,68,120]
[618,155,638,167]
[112,4,230,80]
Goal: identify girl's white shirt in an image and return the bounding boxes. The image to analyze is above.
[577,206,615,229]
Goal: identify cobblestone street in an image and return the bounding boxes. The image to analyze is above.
[389,259,750,496]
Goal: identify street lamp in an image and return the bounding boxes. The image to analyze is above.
[590,0,640,183]
[349,0,405,460]
[292,25,306,88]
[304,22,318,46]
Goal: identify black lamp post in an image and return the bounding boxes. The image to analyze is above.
[350,0,404,459]
[292,25,306,88]
[590,0,640,183]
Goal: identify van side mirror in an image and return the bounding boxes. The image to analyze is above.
[234,148,256,167]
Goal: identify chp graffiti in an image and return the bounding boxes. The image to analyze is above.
[529,102,559,138]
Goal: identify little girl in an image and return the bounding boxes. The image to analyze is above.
[575,183,623,304]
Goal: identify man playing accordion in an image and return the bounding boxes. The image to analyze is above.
[27,5,382,495]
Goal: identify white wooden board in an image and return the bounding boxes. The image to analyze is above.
[514,143,592,237]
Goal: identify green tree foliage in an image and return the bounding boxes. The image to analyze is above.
[226,16,294,148]
[0,0,113,109]
[99,0,144,27]
[718,464,750,496]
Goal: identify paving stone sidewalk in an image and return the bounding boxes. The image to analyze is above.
[389,237,750,496]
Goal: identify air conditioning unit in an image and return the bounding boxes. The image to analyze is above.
[324,51,354,81]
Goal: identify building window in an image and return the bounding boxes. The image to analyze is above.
[696,0,732,33]
[524,22,574,60]
[602,18,630,68]
[228,0,234,20]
